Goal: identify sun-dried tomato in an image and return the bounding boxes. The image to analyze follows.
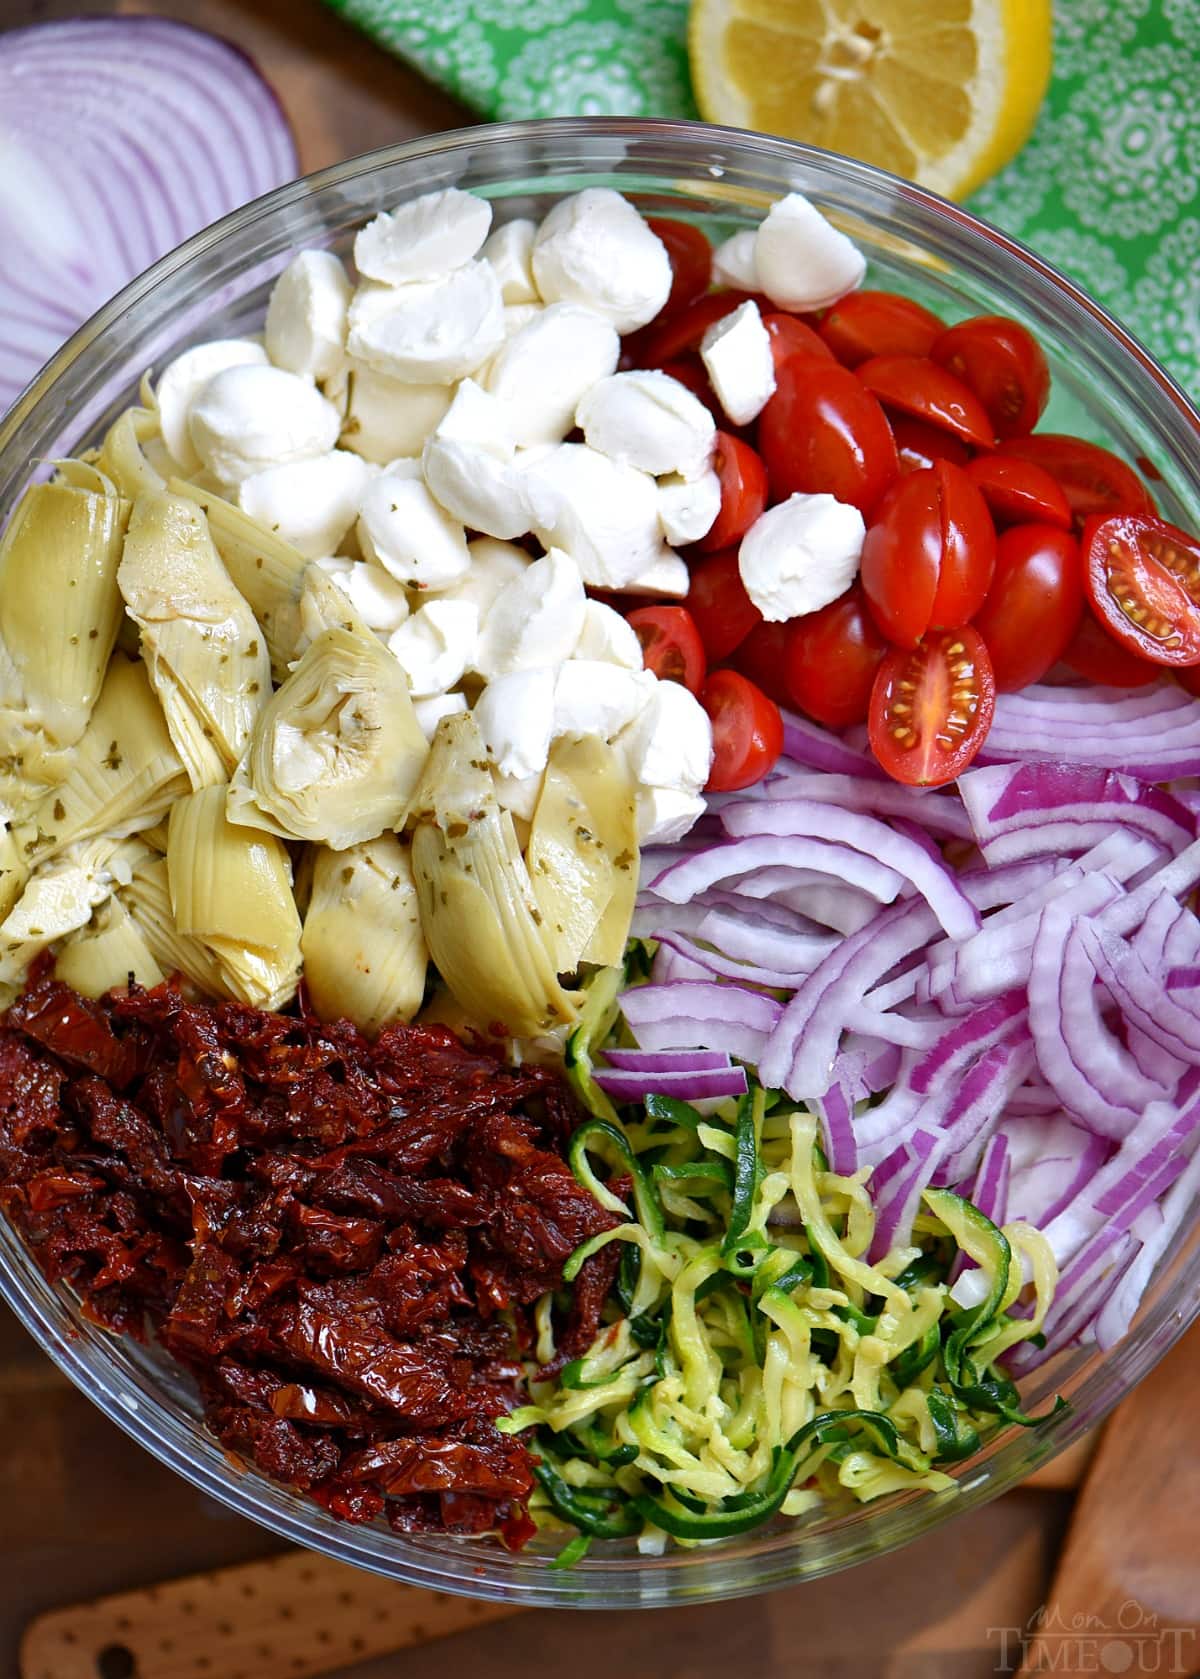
[0,970,618,1544]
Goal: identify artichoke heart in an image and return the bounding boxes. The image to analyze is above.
[95,407,168,501]
[0,825,30,927]
[119,492,272,789]
[527,735,640,972]
[302,835,428,1034]
[229,624,428,850]
[120,855,226,999]
[167,785,302,1011]
[0,834,151,986]
[409,711,578,1039]
[55,897,165,998]
[170,477,311,678]
[0,476,129,817]
[18,652,188,861]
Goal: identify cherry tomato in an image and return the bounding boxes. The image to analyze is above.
[694,432,769,553]
[965,454,1072,529]
[1177,664,1200,697]
[1000,434,1156,524]
[869,626,996,787]
[645,218,712,318]
[971,525,1083,691]
[1081,512,1200,668]
[1062,610,1156,687]
[626,605,707,695]
[657,355,721,419]
[631,289,757,368]
[702,669,784,792]
[819,290,943,367]
[860,460,996,648]
[683,548,762,662]
[857,354,996,449]
[762,311,833,373]
[931,314,1050,439]
[891,415,972,474]
[725,620,793,707]
[758,358,899,516]
[783,584,888,727]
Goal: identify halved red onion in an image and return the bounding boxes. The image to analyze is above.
[0,18,297,414]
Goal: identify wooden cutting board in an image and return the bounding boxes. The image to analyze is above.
[18,1436,1098,1679]
[1017,1322,1200,1677]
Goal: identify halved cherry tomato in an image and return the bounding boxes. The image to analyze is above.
[726,620,793,707]
[693,432,768,554]
[931,315,1050,439]
[657,355,721,420]
[645,218,712,317]
[783,584,888,727]
[819,290,943,367]
[683,548,762,662]
[630,289,757,368]
[1000,435,1156,524]
[860,460,996,648]
[758,358,899,516]
[972,525,1082,691]
[1081,512,1200,667]
[857,354,996,449]
[626,605,707,695]
[701,668,784,792]
[1062,610,1156,687]
[891,415,972,474]
[965,453,1072,529]
[762,311,833,373]
[868,626,996,787]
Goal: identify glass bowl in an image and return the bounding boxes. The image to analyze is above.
[1,117,1198,1610]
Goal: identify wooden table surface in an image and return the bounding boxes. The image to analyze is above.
[0,0,1100,1672]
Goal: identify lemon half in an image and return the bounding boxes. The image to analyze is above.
[689,0,1052,201]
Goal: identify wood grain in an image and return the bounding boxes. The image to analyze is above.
[1017,1324,1200,1677]
[20,1552,520,1679]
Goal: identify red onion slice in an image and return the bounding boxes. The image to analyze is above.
[758,770,973,839]
[594,1065,749,1103]
[648,835,906,910]
[0,18,296,414]
[960,763,1195,864]
[720,799,978,941]
[602,1048,732,1073]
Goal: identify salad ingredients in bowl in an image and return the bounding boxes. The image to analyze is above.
[1,120,1199,1602]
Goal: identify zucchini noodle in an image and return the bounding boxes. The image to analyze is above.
[502,965,1064,1552]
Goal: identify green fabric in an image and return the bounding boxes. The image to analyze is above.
[329,0,1199,397]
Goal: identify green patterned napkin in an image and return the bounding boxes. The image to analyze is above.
[330,0,1199,397]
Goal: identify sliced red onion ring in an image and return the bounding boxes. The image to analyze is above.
[728,870,888,936]
[1094,1143,1200,1349]
[1083,919,1200,1065]
[651,930,823,989]
[949,1132,1011,1283]
[0,18,297,415]
[620,981,782,1063]
[779,710,886,779]
[934,1027,1036,1187]
[594,1065,749,1103]
[815,1083,859,1176]
[959,763,1195,864]
[602,1048,732,1073]
[1041,1066,1200,1267]
[720,799,978,940]
[761,900,941,1100]
[758,771,973,839]
[984,683,1200,779]
[648,834,905,909]
[868,1129,945,1262]
[1004,1115,1110,1228]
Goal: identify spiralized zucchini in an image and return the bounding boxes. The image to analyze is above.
[502,969,1062,1551]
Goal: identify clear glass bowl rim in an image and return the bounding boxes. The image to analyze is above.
[1,116,1198,1611]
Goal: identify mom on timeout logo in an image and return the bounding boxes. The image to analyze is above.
[987,1601,1196,1674]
